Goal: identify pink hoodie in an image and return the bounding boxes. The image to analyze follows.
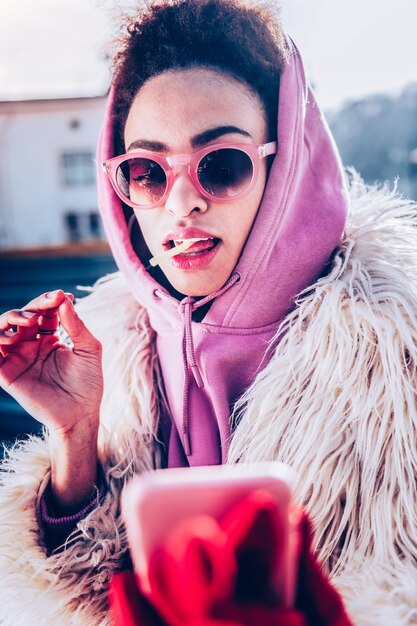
[96,37,348,468]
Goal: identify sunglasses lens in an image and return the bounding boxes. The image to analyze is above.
[116,158,167,206]
[197,148,253,199]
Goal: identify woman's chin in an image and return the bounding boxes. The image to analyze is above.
[162,267,229,299]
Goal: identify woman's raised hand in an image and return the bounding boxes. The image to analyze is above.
[0,289,103,436]
[0,290,104,511]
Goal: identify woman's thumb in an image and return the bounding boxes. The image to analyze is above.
[58,295,101,353]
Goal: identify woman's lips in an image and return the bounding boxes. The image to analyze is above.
[168,238,221,270]
[172,238,218,255]
[159,229,221,270]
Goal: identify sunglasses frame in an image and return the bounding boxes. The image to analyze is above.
[102,141,277,209]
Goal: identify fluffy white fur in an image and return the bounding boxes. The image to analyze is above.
[229,173,417,624]
[0,175,416,625]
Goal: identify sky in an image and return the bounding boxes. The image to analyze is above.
[0,0,417,111]
[282,0,417,109]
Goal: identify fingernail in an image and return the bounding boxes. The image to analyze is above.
[21,310,38,318]
[4,329,17,337]
[64,292,75,301]
[46,290,60,299]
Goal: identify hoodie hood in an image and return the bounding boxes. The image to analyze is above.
[97,36,347,466]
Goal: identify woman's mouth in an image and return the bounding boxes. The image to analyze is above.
[166,237,221,270]
[169,237,220,256]
[150,229,222,270]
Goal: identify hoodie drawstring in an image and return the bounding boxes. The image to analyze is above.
[154,272,240,456]
[180,297,204,389]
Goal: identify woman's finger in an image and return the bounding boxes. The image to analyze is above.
[38,311,59,334]
[0,309,39,345]
[0,309,39,330]
[23,289,68,314]
[0,326,24,357]
[0,291,73,327]
[0,290,74,351]
[0,328,20,346]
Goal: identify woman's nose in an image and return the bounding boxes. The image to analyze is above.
[164,171,208,217]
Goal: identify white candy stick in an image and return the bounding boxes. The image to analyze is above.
[149,239,203,267]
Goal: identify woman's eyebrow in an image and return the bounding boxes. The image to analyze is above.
[192,126,252,147]
[126,126,252,152]
[127,139,167,152]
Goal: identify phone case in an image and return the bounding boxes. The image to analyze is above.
[121,462,300,607]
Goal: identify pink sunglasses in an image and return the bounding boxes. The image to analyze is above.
[102,141,277,209]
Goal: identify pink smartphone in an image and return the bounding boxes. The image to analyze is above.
[121,462,300,608]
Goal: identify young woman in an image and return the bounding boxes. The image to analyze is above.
[0,1,416,624]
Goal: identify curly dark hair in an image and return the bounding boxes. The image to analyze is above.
[111,0,288,155]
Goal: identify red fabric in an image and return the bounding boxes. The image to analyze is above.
[109,491,352,626]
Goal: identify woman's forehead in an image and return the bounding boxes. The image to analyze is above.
[124,67,268,150]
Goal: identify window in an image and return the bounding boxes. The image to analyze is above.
[60,151,95,186]
[88,212,101,238]
[65,212,81,242]
[64,211,102,242]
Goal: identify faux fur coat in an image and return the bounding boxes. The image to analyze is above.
[0,177,416,625]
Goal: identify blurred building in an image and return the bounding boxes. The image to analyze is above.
[0,95,106,250]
